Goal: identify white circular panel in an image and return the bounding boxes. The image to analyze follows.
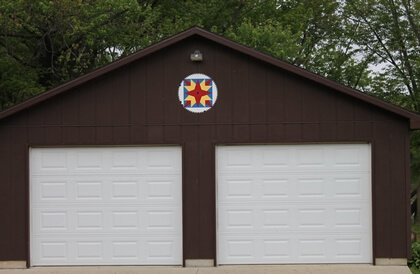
[178,73,218,113]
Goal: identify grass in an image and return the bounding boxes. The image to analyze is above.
[413,224,420,235]
[411,224,420,273]
[411,266,420,274]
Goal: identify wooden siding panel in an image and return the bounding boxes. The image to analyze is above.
[95,75,115,125]
[43,98,63,144]
[61,91,79,125]
[61,90,80,144]
[146,57,164,125]
[267,124,285,141]
[182,126,200,259]
[129,62,147,125]
[302,123,319,141]
[354,121,372,140]
[164,126,182,143]
[26,105,45,126]
[283,76,302,122]
[389,122,409,258]
[336,121,354,140]
[353,101,373,121]
[147,126,164,143]
[163,50,183,125]
[336,95,354,121]
[318,88,336,122]
[110,68,130,144]
[214,52,233,124]
[112,68,130,125]
[113,126,130,144]
[267,72,284,122]
[301,85,319,122]
[250,124,266,141]
[78,83,96,126]
[78,127,95,144]
[372,122,391,258]
[130,125,147,143]
[249,62,267,123]
[11,128,28,260]
[198,126,215,258]
[0,130,12,260]
[371,107,396,122]
[95,127,113,144]
[285,124,302,141]
[11,132,27,260]
[216,125,233,142]
[318,122,336,140]
[231,55,249,123]
[28,127,45,144]
[233,125,249,142]
[43,97,63,125]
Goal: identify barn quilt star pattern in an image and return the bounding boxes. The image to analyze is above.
[178,73,218,113]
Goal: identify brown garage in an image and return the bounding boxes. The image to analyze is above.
[0,27,419,268]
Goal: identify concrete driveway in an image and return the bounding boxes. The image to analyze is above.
[0,265,412,274]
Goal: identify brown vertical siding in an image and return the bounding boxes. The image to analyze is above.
[0,35,412,263]
[182,126,200,259]
[198,125,216,259]
[11,131,27,261]
[373,122,391,258]
[389,122,410,257]
[0,130,12,260]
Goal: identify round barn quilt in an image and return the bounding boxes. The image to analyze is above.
[178,73,218,113]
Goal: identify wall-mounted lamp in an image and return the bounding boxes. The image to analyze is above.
[190,50,203,62]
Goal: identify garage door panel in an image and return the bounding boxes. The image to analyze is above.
[219,204,370,233]
[32,236,182,265]
[218,173,370,202]
[33,206,181,234]
[32,175,181,204]
[217,144,372,264]
[218,145,370,173]
[31,147,181,175]
[31,146,182,266]
[218,234,370,264]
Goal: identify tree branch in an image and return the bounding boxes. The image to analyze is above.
[0,40,38,68]
[389,0,419,109]
[401,0,420,45]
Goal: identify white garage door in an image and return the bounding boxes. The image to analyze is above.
[217,144,372,264]
[30,146,182,266]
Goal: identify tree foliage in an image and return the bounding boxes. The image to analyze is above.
[345,0,420,112]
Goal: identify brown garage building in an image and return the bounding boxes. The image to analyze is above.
[0,27,419,268]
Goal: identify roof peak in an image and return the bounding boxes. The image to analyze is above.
[1,27,420,128]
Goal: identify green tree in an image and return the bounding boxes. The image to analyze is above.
[345,0,419,111]
[0,0,160,109]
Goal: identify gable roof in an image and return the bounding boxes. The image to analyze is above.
[1,27,420,129]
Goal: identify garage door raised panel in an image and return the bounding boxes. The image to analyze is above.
[217,144,372,264]
[30,146,182,266]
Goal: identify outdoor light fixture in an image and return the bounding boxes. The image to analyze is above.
[190,50,203,61]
